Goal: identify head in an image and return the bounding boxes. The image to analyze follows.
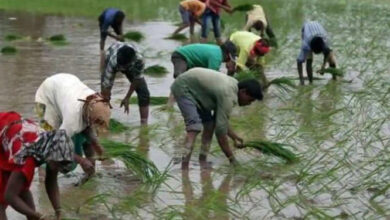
[250,39,270,59]
[310,36,327,54]
[117,45,136,70]
[15,130,74,174]
[87,98,111,135]
[237,79,263,106]
[253,20,265,32]
[221,40,238,74]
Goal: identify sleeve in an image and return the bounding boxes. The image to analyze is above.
[214,97,234,136]
[101,55,117,90]
[208,57,221,71]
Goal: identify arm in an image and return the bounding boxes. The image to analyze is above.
[45,164,61,219]
[5,172,43,219]
[216,134,237,164]
[227,126,243,147]
[84,128,104,157]
[100,56,117,101]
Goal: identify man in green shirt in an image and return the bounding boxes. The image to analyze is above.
[171,41,237,77]
[171,67,263,169]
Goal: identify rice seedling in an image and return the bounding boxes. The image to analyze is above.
[109,118,128,133]
[4,34,22,41]
[244,140,298,163]
[165,33,188,41]
[124,31,144,42]
[232,4,254,12]
[1,46,17,54]
[129,96,168,105]
[266,77,296,90]
[144,65,169,77]
[318,67,344,77]
[234,70,256,81]
[48,34,68,45]
[100,139,161,183]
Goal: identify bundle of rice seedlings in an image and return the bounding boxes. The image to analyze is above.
[244,140,298,163]
[5,34,22,41]
[124,31,144,42]
[266,77,296,90]
[1,46,17,54]
[129,96,168,105]
[48,34,68,45]
[144,65,169,77]
[100,139,161,183]
[233,4,254,12]
[319,68,344,77]
[109,118,128,133]
[234,70,256,81]
[165,33,188,41]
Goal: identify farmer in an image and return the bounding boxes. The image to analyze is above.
[297,21,337,85]
[173,0,206,42]
[200,0,233,45]
[98,8,126,71]
[171,68,263,169]
[168,41,237,106]
[0,111,74,220]
[35,73,110,179]
[244,4,277,44]
[101,41,150,125]
[229,31,271,86]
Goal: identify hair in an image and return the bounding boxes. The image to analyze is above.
[238,79,263,100]
[259,38,269,46]
[117,46,136,66]
[220,40,237,61]
[253,20,264,31]
[310,37,325,54]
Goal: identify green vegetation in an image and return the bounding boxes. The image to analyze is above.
[144,65,169,77]
[319,67,344,77]
[4,34,22,41]
[165,33,188,41]
[109,118,128,133]
[48,34,68,45]
[234,70,256,81]
[129,96,168,105]
[244,140,298,163]
[124,31,144,42]
[1,46,17,54]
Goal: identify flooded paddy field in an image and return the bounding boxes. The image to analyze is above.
[0,0,390,219]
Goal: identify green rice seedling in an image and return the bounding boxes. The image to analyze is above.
[319,67,344,77]
[144,65,169,77]
[109,118,128,133]
[266,77,296,90]
[1,46,17,54]
[129,96,168,105]
[4,34,22,41]
[100,139,161,183]
[232,4,254,12]
[165,33,188,41]
[244,140,298,163]
[234,70,256,81]
[124,31,144,42]
[48,34,68,45]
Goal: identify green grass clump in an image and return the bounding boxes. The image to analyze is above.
[244,140,298,163]
[1,46,17,54]
[129,96,168,105]
[123,31,144,42]
[5,34,22,41]
[234,70,256,81]
[233,4,254,12]
[165,33,188,41]
[100,139,161,183]
[48,34,68,45]
[267,77,296,89]
[144,65,169,77]
[319,68,344,77]
[109,118,128,133]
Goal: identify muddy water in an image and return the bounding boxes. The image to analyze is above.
[1,0,390,219]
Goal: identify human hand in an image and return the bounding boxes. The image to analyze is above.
[120,97,130,114]
[233,136,244,148]
[79,158,95,176]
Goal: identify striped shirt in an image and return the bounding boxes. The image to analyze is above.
[297,21,329,63]
[101,42,144,91]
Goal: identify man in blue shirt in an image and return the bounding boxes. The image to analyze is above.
[297,21,337,85]
[98,8,125,51]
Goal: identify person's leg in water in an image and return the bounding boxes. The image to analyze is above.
[211,11,223,45]
[135,78,150,125]
[199,121,215,168]
[0,204,7,220]
[20,190,36,220]
[306,52,314,84]
[173,5,191,35]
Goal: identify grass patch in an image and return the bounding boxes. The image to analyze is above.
[232,4,254,12]
[144,65,169,77]
[124,31,144,42]
[109,118,128,133]
[165,33,188,41]
[244,140,298,163]
[48,34,68,46]
[319,67,344,77]
[4,34,22,41]
[129,96,168,105]
[1,46,17,54]
[100,139,161,183]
